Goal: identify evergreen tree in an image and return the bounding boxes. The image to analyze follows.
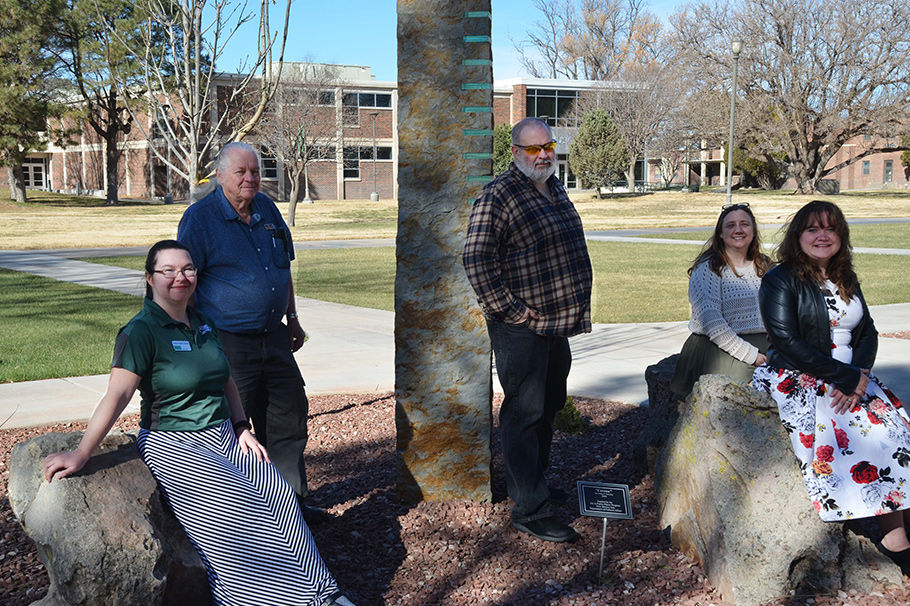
[0,0,62,202]
[52,0,146,205]
[569,109,629,191]
[492,123,512,175]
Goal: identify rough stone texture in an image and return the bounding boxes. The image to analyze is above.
[8,431,211,606]
[633,354,681,474]
[395,1,494,503]
[655,375,903,605]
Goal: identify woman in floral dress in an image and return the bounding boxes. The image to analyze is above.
[753,200,910,574]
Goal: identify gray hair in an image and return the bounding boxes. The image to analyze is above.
[215,142,260,173]
[511,117,552,145]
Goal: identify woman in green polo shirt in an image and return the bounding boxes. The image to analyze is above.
[43,240,355,606]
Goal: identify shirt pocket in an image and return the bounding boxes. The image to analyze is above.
[271,228,292,269]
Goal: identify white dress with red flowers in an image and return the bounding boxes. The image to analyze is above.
[753,281,910,522]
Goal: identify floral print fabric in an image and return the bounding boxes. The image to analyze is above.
[753,285,910,521]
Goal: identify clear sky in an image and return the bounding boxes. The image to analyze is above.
[218,0,682,82]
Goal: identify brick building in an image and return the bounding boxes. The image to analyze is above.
[15,63,396,202]
[12,66,908,199]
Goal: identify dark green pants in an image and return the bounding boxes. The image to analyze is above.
[669,332,770,398]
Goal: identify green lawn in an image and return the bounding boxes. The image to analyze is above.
[0,269,139,383]
[82,239,910,324]
[7,237,901,382]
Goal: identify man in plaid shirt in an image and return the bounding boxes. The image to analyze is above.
[464,117,593,543]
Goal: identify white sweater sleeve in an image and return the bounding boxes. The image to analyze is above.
[688,262,760,364]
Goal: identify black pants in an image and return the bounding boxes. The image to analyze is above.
[220,325,310,499]
[487,319,572,522]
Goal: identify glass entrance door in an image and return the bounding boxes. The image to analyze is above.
[23,160,47,188]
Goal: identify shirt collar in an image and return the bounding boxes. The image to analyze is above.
[214,186,262,226]
[142,298,205,332]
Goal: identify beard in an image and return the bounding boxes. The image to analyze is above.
[515,153,556,183]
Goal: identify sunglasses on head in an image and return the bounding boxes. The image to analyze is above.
[513,141,557,155]
[721,202,750,211]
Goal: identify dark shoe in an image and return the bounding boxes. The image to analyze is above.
[549,486,571,505]
[876,540,910,577]
[300,503,331,527]
[321,591,356,606]
[513,516,579,543]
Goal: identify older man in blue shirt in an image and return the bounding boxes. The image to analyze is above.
[177,142,324,524]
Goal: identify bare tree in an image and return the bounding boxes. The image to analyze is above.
[254,62,339,224]
[514,0,662,81]
[672,0,910,194]
[576,55,682,189]
[103,0,292,201]
[651,118,689,189]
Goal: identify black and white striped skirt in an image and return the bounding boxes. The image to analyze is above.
[137,420,337,606]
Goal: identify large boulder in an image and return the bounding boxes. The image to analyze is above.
[633,354,681,474]
[8,431,212,606]
[655,375,903,605]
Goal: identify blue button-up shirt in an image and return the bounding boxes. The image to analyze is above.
[177,186,295,334]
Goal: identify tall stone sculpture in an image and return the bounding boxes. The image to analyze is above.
[395,1,494,503]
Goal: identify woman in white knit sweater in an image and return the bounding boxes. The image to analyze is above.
[670,203,774,398]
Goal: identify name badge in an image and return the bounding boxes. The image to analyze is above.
[172,340,192,352]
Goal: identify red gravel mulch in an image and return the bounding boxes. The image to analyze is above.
[3,394,910,606]
[880,331,910,340]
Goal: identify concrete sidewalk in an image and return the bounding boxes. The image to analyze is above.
[2,249,909,430]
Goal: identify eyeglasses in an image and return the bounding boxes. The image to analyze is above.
[154,267,197,278]
[514,141,557,155]
[721,202,750,210]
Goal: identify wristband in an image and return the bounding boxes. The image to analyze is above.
[233,420,252,434]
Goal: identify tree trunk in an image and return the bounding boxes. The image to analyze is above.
[288,178,300,226]
[105,131,120,205]
[791,160,822,194]
[625,159,636,192]
[7,164,26,203]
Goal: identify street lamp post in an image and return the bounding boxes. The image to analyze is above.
[725,38,744,206]
[369,111,379,201]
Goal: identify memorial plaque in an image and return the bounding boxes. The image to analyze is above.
[577,481,633,520]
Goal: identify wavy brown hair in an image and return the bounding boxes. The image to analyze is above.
[689,203,772,277]
[776,200,858,301]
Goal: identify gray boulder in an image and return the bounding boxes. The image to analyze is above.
[9,431,212,606]
[633,354,682,474]
[655,375,904,605]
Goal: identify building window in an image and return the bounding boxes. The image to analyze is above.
[23,159,47,188]
[343,147,360,179]
[318,90,335,106]
[342,94,360,126]
[151,110,171,140]
[261,148,278,180]
[862,160,870,175]
[357,92,392,108]
[312,145,336,160]
[343,146,392,179]
[884,160,893,183]
[526,88,580,127]
[342,91,392,126]
[360,146,392,161]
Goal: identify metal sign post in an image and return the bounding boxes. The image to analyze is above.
[577,481,634,581]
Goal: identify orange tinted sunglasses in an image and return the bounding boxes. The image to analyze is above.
[514,141,557,155]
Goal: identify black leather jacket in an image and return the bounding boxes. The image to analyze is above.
[759,264,877,394]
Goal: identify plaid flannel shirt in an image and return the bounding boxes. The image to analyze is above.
[463,163,593,337]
